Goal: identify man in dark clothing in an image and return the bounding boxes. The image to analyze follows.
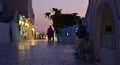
[76,19,86,39]
[74,19,86,55]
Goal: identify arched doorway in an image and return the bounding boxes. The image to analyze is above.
[94,3,116,65]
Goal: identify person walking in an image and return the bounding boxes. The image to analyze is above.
[46,26,54,42]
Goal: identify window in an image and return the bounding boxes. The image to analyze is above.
[105,25,112,32]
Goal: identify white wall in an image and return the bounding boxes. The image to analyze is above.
[85,0,120,65]
[0,22,20,42]
[11,22,20,42]
[0,22,10,42]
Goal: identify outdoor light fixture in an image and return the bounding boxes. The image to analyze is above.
[32,28,35,31]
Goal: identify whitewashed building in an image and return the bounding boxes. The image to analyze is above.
[0,0,34,42]
[85,0,120,65]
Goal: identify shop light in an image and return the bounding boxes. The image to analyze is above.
[26,23,29,27]
[21,21,24,25]
[25,22,29,27]
[31,39,35,46]
[22,16,25,18]
[19,21,22,25]
[28,18,30,20]
[19,21,24,25]
[32,28,34,31]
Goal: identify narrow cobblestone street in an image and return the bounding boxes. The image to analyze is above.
[0,40,96,65]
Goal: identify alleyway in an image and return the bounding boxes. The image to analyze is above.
[0,40,96,65]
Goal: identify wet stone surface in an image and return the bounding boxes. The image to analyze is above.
[0,40,96,65]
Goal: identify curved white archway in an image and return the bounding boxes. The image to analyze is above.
[94,3,116,65]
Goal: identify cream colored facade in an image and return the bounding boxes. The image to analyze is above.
[85,0,120,65]
[19,16,34,41]
[28,21,34,40]
[0,0,34,42]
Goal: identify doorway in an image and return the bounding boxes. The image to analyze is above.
[95,3,116,65]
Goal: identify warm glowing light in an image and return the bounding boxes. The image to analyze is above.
[26,19,28,22]
[28,18,30,20]
[25,42,30,50]
[23,16,25,18]
[36,32,39,34]
[46,35,48,41]
[18,42,31,50]
[19,21,22,25]
[54,33,57,41]
[25,22,29,27]
[31,39,35,46]
[19,20,24,25]
[18,43,25,50]
[27,23,29,27]
[32,28,35,31]
[21,21,24,25]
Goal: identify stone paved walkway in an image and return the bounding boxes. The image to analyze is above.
[0,40,96,65]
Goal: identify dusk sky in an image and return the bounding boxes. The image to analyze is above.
[32,0,88,33]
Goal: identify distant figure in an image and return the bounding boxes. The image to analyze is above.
[41,32,45,39]
[46,26,54,42]
[23,30,27,41]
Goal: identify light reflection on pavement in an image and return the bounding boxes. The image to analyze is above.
[0,40,96,65]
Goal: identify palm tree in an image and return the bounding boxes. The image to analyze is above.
[52,8,62,15]
[45,8,62,19]
[45,8,80,30]
[45,12,51,19]
[72,13,78,16]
